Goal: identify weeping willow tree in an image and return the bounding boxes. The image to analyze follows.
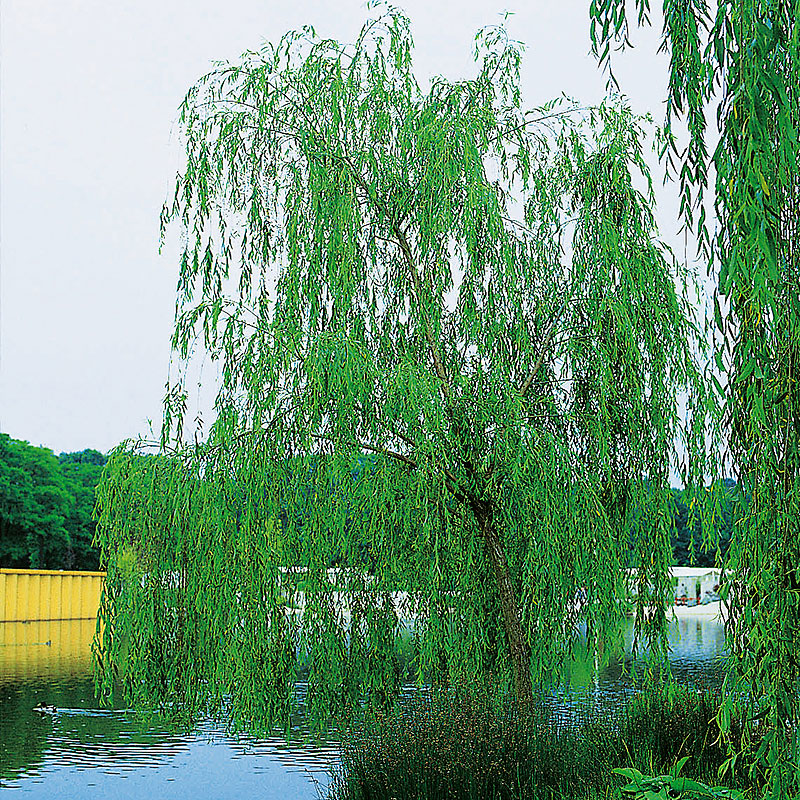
[589,0,800,793]
[95,7,709,729]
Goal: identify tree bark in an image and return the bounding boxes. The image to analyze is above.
[474,504,533,707]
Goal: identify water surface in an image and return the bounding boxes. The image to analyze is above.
[0,620,335,798]
[1,612,726,797]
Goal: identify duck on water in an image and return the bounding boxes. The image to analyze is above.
[32,702,57,715]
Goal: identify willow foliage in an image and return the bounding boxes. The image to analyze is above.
[95,8,709,731]
[590,0,800,793]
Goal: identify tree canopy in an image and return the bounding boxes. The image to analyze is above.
[590,0,800,792]
[0,434,105,570]
[95,8,711,730]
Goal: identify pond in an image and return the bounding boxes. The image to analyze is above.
[0,611,726,798]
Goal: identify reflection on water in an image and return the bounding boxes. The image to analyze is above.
[0,614,728,797]
[550,613,727,727]
[0,619,334,798]
[0,619,97,681]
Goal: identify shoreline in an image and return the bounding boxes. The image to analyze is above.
[626,600,726,622]
[670,600,724,620]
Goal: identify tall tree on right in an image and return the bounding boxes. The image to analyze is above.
[589,2,800,793]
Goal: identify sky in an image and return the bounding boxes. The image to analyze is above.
[0,0,687,456]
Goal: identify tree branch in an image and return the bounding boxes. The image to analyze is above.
[488,106,591,145]
[370,412,421,450]
[517,296,570,398]
[340,155,451,396]
[309,433,418,469]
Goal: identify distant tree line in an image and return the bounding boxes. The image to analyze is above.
[0,433,107,570]
[0,432,734,573]
[669,479,736,568]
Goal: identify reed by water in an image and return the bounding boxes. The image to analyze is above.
[326,684,743,800]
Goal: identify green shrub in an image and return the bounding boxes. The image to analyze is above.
[614,757,743,799]
[619,683,730,783]
[326,686,747,800]
[328,692,610,800]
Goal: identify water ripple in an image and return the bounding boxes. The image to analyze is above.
[1,616,726,799]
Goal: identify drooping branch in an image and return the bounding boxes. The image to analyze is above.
[517,295,570,398]
[340,155,452,396]
[390,220,452,393]
[309,432,418,469]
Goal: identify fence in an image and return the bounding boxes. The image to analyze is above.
[0,568,105,622]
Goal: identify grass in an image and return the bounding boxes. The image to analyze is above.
[618,682,731,781]
[325,684,745,800]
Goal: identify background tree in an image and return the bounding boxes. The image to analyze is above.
[669,480,735,568]
[0,435,105,570]
[58,449,107,570]
[589,0,800,792]
[95,8,710,726]
[0,434,72,569]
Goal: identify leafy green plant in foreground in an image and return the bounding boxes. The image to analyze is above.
[614,758,741,800]
[619,683,731,781]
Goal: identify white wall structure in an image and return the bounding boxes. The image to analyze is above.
[670,567,721,603]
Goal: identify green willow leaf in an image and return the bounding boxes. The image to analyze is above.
[590,0,800,793]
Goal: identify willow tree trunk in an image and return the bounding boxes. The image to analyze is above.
[475,505,533,706]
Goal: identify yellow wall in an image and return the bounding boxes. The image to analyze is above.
[0,569,105,622]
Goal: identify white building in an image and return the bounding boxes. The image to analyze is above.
[670,567,721,602]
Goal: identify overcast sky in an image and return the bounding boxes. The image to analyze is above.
[1,0,684,456]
